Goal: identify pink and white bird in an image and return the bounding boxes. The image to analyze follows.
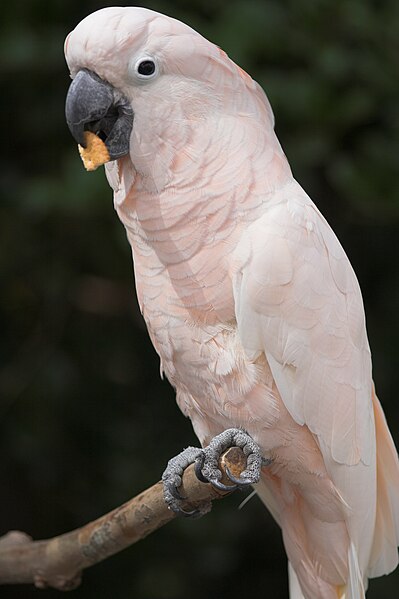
[64,7,399,598]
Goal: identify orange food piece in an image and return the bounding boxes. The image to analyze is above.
[78,131,110,171]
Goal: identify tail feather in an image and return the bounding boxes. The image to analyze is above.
[346,543,365,599]
[367,391,399,578]
[254,388,399,598]
[288,561,306,599]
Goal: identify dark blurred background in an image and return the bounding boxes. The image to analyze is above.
[1,1,398,597]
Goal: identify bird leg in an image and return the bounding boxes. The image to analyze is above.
[162,428,265,517]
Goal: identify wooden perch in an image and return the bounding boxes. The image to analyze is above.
[0,447,247,591]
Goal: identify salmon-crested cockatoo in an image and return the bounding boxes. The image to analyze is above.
[64,7,399,599]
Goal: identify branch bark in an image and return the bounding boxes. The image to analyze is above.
[0,447,247,591]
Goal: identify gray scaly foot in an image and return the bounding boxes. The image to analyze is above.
[162,428,265,517]
[162,446,207,517]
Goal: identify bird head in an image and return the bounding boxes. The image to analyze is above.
[65,7,275,194]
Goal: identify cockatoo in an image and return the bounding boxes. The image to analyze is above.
[64,7,399,599]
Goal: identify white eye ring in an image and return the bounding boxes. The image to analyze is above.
[133,56,159,80]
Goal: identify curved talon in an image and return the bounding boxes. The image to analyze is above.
[169,485,186,501]
[194,456,209,484]
[225,466,253,486]
[195,456,238,491]
[179,506,202,518]
[208,477,238,492]
[166,501,200,517]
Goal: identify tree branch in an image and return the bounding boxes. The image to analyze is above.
[0,447,247,591]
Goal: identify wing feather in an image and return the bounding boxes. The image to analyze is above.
[233,182,384,577]
[233,182,374,468]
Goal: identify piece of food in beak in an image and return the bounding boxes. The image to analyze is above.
[78,131,110,171]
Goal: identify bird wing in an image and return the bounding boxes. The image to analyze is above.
[232,181,374,469]
[232,181,380,583]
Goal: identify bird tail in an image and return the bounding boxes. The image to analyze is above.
[346,543,365,599]
[367,389,399,578]
[256,388,399,599]
[334,389,399,599]
[288,546,365,599]
[256,477,367,599]
[288,562,306,599]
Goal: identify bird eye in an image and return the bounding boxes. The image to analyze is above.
[129,56,159,82]
[137,59,155,76]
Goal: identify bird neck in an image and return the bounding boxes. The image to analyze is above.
[113,129,291,324]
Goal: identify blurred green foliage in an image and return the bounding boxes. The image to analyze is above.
[1,1,398,598]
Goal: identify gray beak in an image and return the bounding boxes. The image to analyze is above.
[65,69,133,161]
